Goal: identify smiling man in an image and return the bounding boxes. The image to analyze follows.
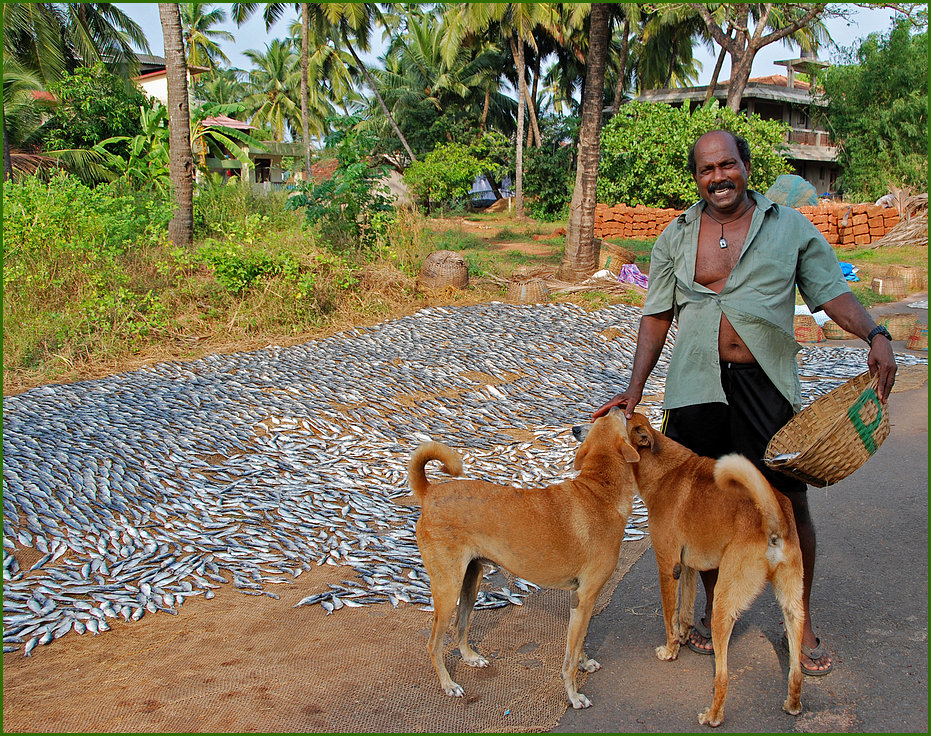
[593,129,897,676]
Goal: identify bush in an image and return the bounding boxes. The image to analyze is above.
[598,101,793,209]
[286,117,395,251]
[403,142,486,212]
[524,115,579,222]
[44,63,153,160]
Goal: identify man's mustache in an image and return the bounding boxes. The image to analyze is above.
[708,181,736,193]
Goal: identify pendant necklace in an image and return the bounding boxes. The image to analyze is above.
[703,202,755,249]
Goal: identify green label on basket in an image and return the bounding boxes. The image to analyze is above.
[847,388,883,454]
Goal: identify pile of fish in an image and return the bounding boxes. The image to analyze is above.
[3,302,925,657]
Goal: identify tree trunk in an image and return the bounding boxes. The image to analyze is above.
[509,35,525,218]
[725,47,756,111]
[300,4,311,178]
[526,48,543,148]
[484,170,502,200]
[480,85,491,131]
[611,17,631,115]
[159,3,193,248]
[703,28,731,106]
[3,115,13,182]
[344,38,417,163]
[558,2,610,282]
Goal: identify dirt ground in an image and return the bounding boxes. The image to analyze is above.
[2,539,650,733]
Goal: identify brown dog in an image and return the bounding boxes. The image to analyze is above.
[407,408,640,709]
[575,411,804,727]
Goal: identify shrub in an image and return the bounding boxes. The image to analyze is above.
[286,117,395,251]
[524,116,579,222]
[598,101,792,209]
[403,142,486,213]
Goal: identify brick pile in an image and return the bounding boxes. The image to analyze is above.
[594,202,901,248]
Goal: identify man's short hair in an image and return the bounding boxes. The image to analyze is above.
[688,130,752,175]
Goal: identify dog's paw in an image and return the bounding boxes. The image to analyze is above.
[463,654,489,668]
[655,643,680,661]
[697,707,723,727]
[569,692,593,709]
[782,697,802,716]
[578,657,601,673]
[444,682,465,698]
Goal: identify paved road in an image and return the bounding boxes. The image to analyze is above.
[551,370,928,732]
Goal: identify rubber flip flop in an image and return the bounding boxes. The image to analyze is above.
[686,619,714,655]
[782,633,834,676]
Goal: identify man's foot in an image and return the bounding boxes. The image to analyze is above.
[783,633,834,676]
[686,618,714,655]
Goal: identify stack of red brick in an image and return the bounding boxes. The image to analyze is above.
[594,202,901,248]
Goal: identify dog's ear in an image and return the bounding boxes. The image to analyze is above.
[618,437,640,462]
[630,423,654,449]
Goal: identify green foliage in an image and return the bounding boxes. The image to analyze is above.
[818,18,928,201]
[598,102,793,209]
[95,105,170,193]
[44,63,152,160]
[3,172,174,365]
[403,142,486,212]
[524,116,579,222]
[195,222,299,294]
[286,117,395,251]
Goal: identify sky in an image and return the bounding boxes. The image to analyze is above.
[116,3,904,86]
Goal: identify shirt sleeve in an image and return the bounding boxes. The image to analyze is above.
[795,215,851,312]
[642,226,678,316]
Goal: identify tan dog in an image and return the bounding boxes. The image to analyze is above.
[576,411,804,727]
[407,408,640,709]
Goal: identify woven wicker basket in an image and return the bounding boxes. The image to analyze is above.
[598,241,636,272]
[822,320,858,340]
[793,314,825,343]
[887,264,927,292]
[880,313,919,341]
[765,372,890,487]
[507,278,549,303]
[418,250,469,290]
[906,324,928,351]
[870,276,907,300]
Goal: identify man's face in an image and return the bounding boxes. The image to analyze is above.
[692,132,751,213]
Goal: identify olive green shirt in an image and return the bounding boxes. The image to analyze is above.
[643,191,850,412]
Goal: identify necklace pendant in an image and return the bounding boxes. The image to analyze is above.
[719,237,728,249]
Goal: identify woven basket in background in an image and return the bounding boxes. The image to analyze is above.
[793,314,825,343]
[598,241,636,272]
[870,276,907,300]
[887,264,927,292]
[765,372,890,487]
[507,278,549,303]
[418,250,469,290]
[822,320,858,340]
[906,324,928,351]
[880,313,919,341]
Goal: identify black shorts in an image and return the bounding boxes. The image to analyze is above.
[661,361,806,496]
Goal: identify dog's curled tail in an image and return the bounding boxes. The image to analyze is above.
[408,441,464,499]
[714,454,786,549]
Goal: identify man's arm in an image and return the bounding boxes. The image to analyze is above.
[593,310,674,419]
[821,291,897,401]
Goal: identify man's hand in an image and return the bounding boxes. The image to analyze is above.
[593,388,642,420]
[868,335,897,402]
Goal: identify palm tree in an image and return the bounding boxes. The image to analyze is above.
[193,68,249,106]
[158,3,194,248]
[241,39,301,141]
[559,2,610,281]
[442,3,555,218]
[179,2,235,71]
[3,3,150,86]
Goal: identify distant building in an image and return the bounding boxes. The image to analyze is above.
[637,53,838,194]
[132,54,209,106]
